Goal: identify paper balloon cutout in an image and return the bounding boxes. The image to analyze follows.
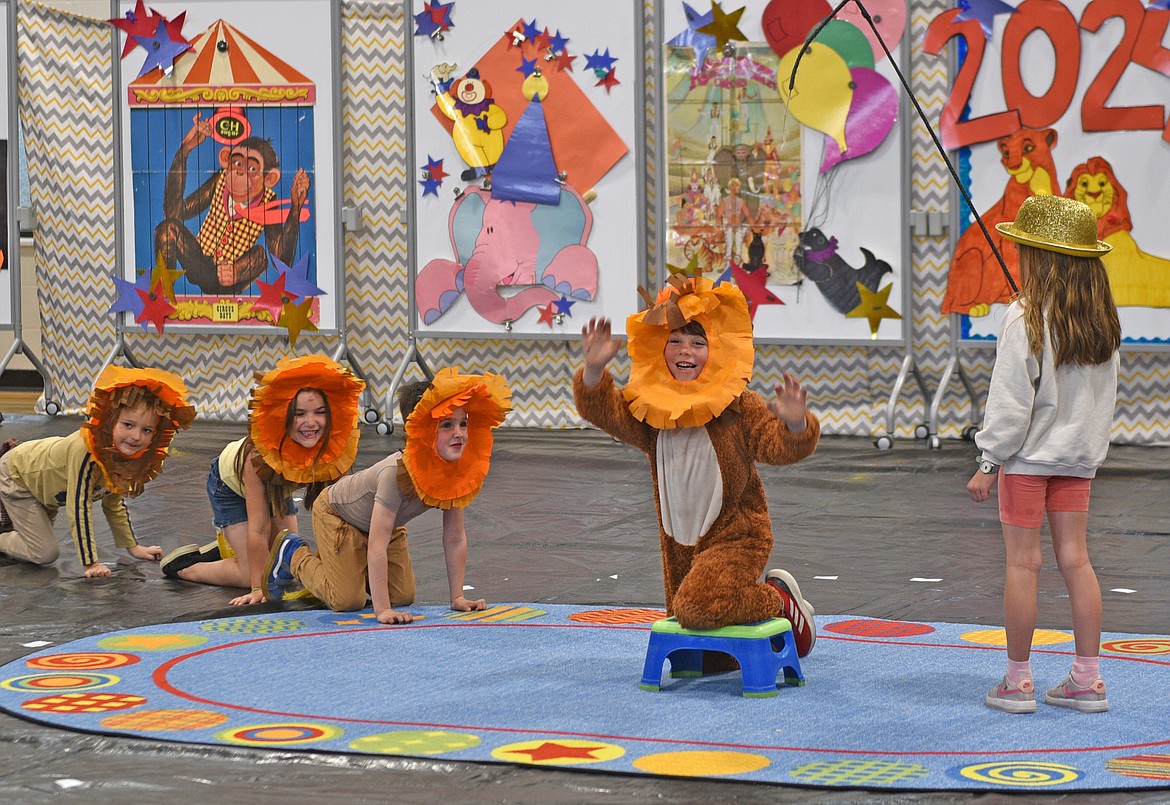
[820,68,897,173]
[761,0,831,58]
[837,0,908,63]
[813,20,874,71]
[777,42,852,152]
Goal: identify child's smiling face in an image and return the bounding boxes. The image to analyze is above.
[436,407,469,462]
[112,404,160,457]
[664,329,709,382]
[289,389,327,449]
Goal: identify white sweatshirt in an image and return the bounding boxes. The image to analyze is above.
[975,301,1118,478]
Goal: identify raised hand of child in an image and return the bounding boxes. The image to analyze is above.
[769,371,808,432]
[129,544,162,561]
[581,317,622,387]
[452,594,487,612]
[84,562,111,579]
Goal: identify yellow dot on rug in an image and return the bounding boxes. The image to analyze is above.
[350,730,480,755]
[633,750,770,777]
[960,628,1072,647]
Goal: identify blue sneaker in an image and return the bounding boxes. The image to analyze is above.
[264,530,306,600]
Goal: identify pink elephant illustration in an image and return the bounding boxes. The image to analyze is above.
[416,186,599,325]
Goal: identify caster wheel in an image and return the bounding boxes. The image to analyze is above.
[913,423,929,440]
[375,421,392,436]
[363,408,380,424]
[873,435,893,450]
[960,425,978,441]
[928,435,942,450]
[45,400,61,416]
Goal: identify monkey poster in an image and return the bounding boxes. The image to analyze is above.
[117,1,338,333]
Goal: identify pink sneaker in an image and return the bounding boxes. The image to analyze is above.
[985,676,1036,713]
[1045,675,1109,713]
[765,568,816,657]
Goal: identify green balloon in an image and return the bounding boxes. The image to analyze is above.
[812,20,875,71]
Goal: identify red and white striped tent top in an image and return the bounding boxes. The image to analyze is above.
[128,19,315,107]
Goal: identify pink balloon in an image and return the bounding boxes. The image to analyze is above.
[837,0,907,63]
[820,68,897,173]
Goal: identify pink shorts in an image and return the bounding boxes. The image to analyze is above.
[998,474,1092,528]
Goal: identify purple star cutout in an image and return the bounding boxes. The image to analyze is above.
[413,7,441,38]
[585,48,617,75]
[548,29,569,55]
[667,2,716,68]
[109,271,148,328]
[522,18,542,40]
[516,55,538,77]
[274,253,325,298]
[553,296,576,316]
[955,0,1018,40]
[420,176,441,197]
[132,17,191,78]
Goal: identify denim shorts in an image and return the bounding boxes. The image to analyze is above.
[207,457,297,528]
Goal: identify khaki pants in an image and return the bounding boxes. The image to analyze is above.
[0,454,59,565]
[292,487,416,611]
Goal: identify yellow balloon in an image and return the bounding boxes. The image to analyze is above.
[776,43,852,152]
[522,71,549,101]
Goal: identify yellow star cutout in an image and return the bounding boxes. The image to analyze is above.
[150,250,186,304]
[846,282,901,339]
[697,2,748,50]
[666,253,701,276]
[278,298,318,346]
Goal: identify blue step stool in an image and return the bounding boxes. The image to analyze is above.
[639,616,804,698]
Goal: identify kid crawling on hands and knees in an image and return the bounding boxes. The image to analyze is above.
[972,194,1121,714]
[263,368,512,624]
[0,366,195,577]
[160,355,365,605]
[573,275,820,658]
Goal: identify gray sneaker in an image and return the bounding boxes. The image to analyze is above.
[985,676,1037,713]
[1045,675,1109,713]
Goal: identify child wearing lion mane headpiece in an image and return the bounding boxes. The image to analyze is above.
[0,365,196,577]
[574,275,821,657]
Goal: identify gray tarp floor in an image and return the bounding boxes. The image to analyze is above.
[1,414,1167,804]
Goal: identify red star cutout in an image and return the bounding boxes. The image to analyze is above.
[427,159,448,183]
[533,27,552,52]
[162,11,190,49]
[254,272,297,323]
[731,263,783,320]
[135,281,175,334]
[537,302,556,327]
[553,51,576,73]
[505,24,525,47]
[596,68,620,93]
[512,742,604,762]
[109,0,155,58]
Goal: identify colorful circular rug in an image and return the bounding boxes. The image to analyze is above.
[1,604,1167,792]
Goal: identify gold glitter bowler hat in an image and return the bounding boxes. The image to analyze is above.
[995,194,1111,257]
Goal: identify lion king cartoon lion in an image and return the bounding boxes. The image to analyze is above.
[1065,156,1170,308]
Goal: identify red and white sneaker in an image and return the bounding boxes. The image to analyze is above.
[766,568,816,657]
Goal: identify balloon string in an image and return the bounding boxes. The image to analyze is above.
[785,0,1018,296]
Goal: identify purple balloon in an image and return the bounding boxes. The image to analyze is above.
[820,67,897,173]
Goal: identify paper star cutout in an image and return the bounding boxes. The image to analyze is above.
[955,0,1018,40]
[133,18,191,78]
[278,298,318,346]
[697,2,747,50]
[731,262,783,319]
[666,254,703,276]
[108,271,146,322]
[108,0,155,59]
[136,281,175,334]
[413,7,441,38]
[522,18,542,41]
[511,742,605,762]
[420,176,441,196]
[554,296,576,316]
[667,2,717,68]
[426,1,455,29]
[595,69,620,92]
[533,28,552,52]
[160,11,189,49]
[517,55,538,77]
[585,48,618,76]
[1152,0,1170,10]
[505,24,526,47]
[424,156,448,183]
[846,282,901,338]
[149,250,185,304]
[553,51,576,73]
[548,29,570,54]
[254,271,297,323]
[275,253,325,298]
[537,302,557,327]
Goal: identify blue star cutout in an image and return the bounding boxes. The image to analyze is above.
[553,296,576,316]
[955,0,1018,40]
[420,176,441,197]
[516,55,538,77]
[522,18,541,40]
[667,2,717,68]
[413,7,441,38]
[274,253,325,298]
[427,1,455,30]
[548,29,569,55]
[132,18,191,78]
[585,48,618,75]
[109,271,148,327]
[1150,0,1170,9]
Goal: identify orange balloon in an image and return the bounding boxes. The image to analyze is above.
[777,43,852,152]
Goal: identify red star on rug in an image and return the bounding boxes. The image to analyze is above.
[595,68,620,93]
[254,272,296,324]
[278,298,318,346]
[512,741,604,762]
[135,281,175,334]
[731,262,783,319]
[553,51,576,73]
[537,302,556,327]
